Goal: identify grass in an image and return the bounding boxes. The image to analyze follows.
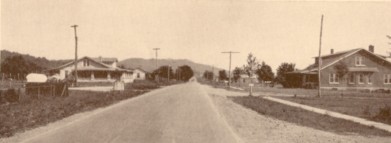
[0,80,166,138]
[229,96,391,137]
[277,96,391,125]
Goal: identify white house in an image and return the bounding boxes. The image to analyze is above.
[132,68,147,80]
[47,56,133,83]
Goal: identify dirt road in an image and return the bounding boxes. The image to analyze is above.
[4,82,391,143]
[19,83,240,143]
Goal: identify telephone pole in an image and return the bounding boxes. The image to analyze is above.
[153,48,160,69]
[222,51,239,88]
[317,15,324,97]
[71,25,78,87]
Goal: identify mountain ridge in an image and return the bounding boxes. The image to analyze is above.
[118,58,221,75]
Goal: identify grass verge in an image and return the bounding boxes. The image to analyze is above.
[0,80,164,138]
[277,96,391,125]
[229,96,391,137]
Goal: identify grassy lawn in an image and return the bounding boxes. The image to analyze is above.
[277,96,391,125]
[229,96,391,137]
[0,80,168,138]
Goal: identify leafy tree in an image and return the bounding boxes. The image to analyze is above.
[177,65,194,81]
[275,63,295,87]
[152,65,174,79]
[233,67,244,82]
[203,70,214,81]
[243,53,259,79]
[1,55,43,77]
[334,61,349,78]
[256,62,274,82]
[218,70,228,81]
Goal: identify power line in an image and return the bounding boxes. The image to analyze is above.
[222,51,239,89]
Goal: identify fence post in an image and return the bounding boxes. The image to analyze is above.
[37,87,40,99]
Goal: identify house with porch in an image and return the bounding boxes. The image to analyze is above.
[47,56,133,83]
[287,45,391,90]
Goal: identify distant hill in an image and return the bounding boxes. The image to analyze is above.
[1,50,71,70]
[1,50,222,75]
[118,58,222,75]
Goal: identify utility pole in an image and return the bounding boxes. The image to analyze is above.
[167,64,170,82]
[222,51,239,89]
[71,25,78,87]
[153,48,160,69]
[317,15,324,97]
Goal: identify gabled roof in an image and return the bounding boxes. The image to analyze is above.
[301,48,391,73]
[48,56,112,71]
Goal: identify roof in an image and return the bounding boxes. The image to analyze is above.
[297,48,391,74]
[91,57,118,64]
[348,67,379,72]
[47,56,117,71]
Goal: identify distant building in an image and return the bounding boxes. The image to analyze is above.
[288,45,391,90]
[131,68,147,80]
[47,56,133,83]
[239,74,258,84]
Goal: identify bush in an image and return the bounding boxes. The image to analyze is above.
[4,88,19,103]
[373,105,391,124]
[128,80,159,90]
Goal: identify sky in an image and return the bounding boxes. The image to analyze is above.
[2,0,391,72]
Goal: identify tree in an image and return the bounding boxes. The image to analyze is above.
[203,70,214,81]
[256,62,274,82]
[233,67,244,82]
[275,63,295,87]
[1,55,43,78]
[177,65,194,81]
[152,65,174,79]
[243,53,259,79]
[218,70,228,81]
[334,61,349,79]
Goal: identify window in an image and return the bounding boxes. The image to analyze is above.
[83,59,90,67]
[349,73,355,84]
[355,56,364,66]
[329,73,339,84]
[358,74,364,84]
[367,74,372,84]
[384,74,391,84]
[137,73,140,78]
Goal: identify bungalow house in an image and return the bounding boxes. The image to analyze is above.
[47,56,133,83]
[288,45,391,90]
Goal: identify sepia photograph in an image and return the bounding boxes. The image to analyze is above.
[1,0,391,142]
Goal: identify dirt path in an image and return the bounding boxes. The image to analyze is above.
[203,84,391,143]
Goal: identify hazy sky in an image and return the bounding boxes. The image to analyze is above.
[2,0,391,72]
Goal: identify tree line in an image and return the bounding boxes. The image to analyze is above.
[203,53,296,87]
[151,65,194,81]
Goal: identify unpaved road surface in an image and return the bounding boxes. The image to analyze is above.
[17,82,240,143]
[3,82,391,143]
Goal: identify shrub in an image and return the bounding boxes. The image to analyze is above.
[373,105,391,124]
[4,88,19,103]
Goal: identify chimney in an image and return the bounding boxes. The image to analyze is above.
[369,45,374,53]
[330,49,334,54]
[99,56,102,62]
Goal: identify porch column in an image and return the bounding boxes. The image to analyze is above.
[107,73,111,80]
[91,72,95,80]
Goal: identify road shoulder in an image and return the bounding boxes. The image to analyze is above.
[208,91,391,143]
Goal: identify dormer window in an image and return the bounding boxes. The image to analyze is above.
[355,56,364,66]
